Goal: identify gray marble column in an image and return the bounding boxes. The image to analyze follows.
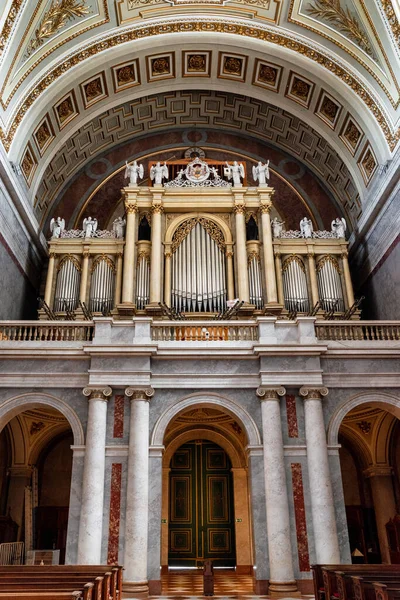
[257,386,298,594]
[148,445,164,595]
[123,387,154,598]
[247,446,269,595]
[65,448,84,564]
[77,386,112,564]
[300,386,340,564]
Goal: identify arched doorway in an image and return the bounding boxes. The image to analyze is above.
[160,402,254,575]
[336,400,400,564]
[168,441,235,567]
[0,400,77,564]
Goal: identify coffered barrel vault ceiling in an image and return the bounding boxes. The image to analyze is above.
[0,0,399,231]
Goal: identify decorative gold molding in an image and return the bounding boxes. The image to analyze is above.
[288,0,400,110]
[306,0,373,56]
[0,18,397,151]
[25,0,90,57]
[91,253,116,273]
[0,0,110,111]
[0,0,24,56]
[380,0,400,46]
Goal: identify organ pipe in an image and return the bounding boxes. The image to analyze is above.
[316,255,344,312]
[171,220,226,313]
[89,255,116,314]
[53,255,81,312]
[247,241,263,309]
[282,255,310,313]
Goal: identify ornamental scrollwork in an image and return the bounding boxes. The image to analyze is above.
[171,217,225,253]
[306,0,373,57]
[25,0,91,57]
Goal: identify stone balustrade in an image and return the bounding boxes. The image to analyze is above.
[1,318,400,345]
[0,321,94,342]
[151,321,259,342]
[315,320,400,341]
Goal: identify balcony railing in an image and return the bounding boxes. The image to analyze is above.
[151,321,259,342]
[0,321,94,342]
[315,321,400,341]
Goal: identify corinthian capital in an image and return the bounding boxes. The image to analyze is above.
[83,386,112,401]
[299,386,328,400]
[125,387,155,402]
[256,386,286,400]
[260,202,272,214]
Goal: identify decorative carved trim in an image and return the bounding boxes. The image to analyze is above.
[299,386,329,400]
[0,17,396,151]
[380,0,400,46]
[125,203,138,214]
[91,254,116,273]
[233,203,246,215]
[282,254,306,273]
[125,387,155,401]
[256,386,286,400]
[260,202,272,214]
[316,254,341,273]
[57,253,81,272]
[151,203,164,215]
[171,217,226,253]
[0,0,24,57]
[25,0,90,57]
[83,386,112,400]
[305,0,373,57]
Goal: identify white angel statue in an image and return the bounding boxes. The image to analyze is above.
[224,161,244,187]
[49,217,65,239]
[252,161,270,186]
[150,161,169,185]
[113,216,126,239]
[300,217,313,238]
[271,217,285,238]
[83,217,98,238]
[331,217,346,239]
[125,160,144,186]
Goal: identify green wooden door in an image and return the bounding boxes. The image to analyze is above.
[169,441,236,567]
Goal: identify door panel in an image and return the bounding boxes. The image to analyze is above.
[169,441,236,566]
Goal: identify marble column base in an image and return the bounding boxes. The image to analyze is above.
[122,581,149,599]
[253,579,268,595]
[269,580,300,596]
[149,580,162,595]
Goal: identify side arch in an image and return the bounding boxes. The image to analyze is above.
[164,212,233,247]
[151,391,261,447]
[0,392,84,447]
[328,391,400,446]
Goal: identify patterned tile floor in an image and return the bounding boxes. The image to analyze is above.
[148,570,315,599]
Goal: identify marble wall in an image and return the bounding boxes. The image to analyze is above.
[361,237,400,320]
[0,240,37,320]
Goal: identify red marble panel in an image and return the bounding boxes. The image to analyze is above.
[286,394,299,438]
[291,463,310,572]
[107,463,122,565]
[113,394,124,438]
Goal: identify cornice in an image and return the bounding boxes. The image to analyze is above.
[0,15,397,152]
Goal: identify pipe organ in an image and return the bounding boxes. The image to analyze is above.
[89,255,116,314]
[43,157,357,320]
[282,256,309,314]
[53,255,81,312]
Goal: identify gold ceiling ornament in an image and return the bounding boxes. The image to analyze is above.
[0,19,397,151]
[380,0,400,45]
[306,0,373,57]
[0,0,24,56]
[25,0,90,57]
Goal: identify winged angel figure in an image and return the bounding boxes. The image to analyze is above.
[224,161,245,187]
[50,217,65,239]
[150,162,169,185]
[83,217,98,238]
[125,160,144,186]
[252,161,270,186]
[331,217,347,238]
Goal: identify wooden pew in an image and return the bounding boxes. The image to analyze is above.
[312,564,400,600]
[0,566,121,600]
[0,594,82,600]
[335,571,400,600]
